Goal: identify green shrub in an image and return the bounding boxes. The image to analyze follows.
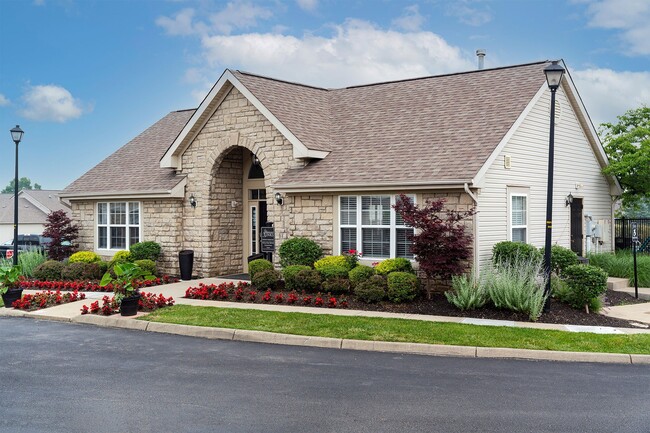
[542,244,579,275]
[589,251,650,288]
[492,241,542,267]
[354,275,387,303]
[248,259,274,280]
[446,270,488,311]
[375,258,414,275]
[134,259,157,276]
[129,241,161,261]
[18,249,47,278]
[278,237,323,267]
[349,265,376,288]
[33,260,64,281]
[61,262,102,281]
[293,269,322,293]
[387,272,418,303]
[314,255,350,271]
[317,264,349,281]
[252,269,281,290]
[485,257,547,321]
[68,251,101,264]
[321,277,351,295]
[562,264,608,313]
[98,261,109,275]
[282,265,311,291]
[109,250,132,268]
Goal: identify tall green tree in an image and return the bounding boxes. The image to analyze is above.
[1,177,42,194]
[600,106,650,211]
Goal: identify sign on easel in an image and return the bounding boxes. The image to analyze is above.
[260,226,275,253]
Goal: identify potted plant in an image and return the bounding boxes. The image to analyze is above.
[100,262,154,316]
[0,265,23,308]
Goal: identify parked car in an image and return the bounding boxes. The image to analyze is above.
[0,235,52,259]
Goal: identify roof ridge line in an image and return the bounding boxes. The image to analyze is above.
[234,70,330,91]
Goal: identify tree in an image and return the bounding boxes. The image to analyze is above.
[393,194,476,298]
[600,106,650,210]
[1,177,42,194]
[42,210,79,261]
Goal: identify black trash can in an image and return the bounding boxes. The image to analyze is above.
[179,250,194,281]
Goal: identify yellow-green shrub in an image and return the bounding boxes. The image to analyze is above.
[68,251,101,264]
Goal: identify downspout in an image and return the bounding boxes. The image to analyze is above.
[464,183,479,273]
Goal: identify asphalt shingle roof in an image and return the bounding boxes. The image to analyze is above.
[0,190,70,224]
[63,110,195,195]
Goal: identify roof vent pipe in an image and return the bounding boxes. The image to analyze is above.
[476,49,486,70]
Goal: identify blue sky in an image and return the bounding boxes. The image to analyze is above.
[0,0,648,190]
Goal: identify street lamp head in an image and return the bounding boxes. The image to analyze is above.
[544,61,565,91]
[10,125,24,144]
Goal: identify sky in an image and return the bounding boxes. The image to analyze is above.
[0,0,648,190]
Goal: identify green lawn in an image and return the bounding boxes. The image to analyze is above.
[142,305,650,355]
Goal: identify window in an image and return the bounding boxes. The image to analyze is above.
[339,195,414,259]
[509,193,527,242]
[97,202,141,250]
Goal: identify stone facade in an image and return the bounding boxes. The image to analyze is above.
[283,194,335,256]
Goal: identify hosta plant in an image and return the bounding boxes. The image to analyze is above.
[100,262,154,303]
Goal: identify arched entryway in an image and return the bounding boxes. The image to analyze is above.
[208,146,267,276]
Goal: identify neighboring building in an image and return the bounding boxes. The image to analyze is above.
[0,190,72,241]
[60,60,621,277]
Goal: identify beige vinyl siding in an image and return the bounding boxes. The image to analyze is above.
[477,86,614,270]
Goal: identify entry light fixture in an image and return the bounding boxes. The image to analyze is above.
[565,192,573,207]
[275,192,284,206]
[251,153,260,166]
[189,194,197,208]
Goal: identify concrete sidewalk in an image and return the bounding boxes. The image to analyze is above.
[3,277,650,365]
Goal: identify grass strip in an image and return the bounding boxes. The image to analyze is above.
[142,305,650,355]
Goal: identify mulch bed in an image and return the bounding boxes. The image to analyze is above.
[340,290,648,329]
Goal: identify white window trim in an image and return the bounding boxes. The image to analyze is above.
[96,201,142,251]
[338,195,415,260]
[508,192,528,243]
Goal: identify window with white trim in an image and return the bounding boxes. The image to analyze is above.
[339,195,414,259]
[97,202,141,250]
[509,193,527,242]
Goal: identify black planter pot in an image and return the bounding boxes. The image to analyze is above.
[120,293,141,316]
[2,288,23,308]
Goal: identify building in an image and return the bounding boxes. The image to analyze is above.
[0,190,71,241]
[60,60,621,276]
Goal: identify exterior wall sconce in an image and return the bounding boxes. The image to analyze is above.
[275,192,284,205]
[189,194,197,208]
[565,192,573,207]
[251,153,261,166]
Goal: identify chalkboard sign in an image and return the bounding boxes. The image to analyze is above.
[260,226,275,253]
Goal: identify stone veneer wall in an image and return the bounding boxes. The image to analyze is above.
[283,194,335,257]
[180,86,305,276]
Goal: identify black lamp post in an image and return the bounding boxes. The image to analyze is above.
[542,61,565,312]
[10,125,24,266]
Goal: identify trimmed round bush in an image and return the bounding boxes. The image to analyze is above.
[98,261,109,275]
[109,250,132,268]
[562,264,608,312]
[492,241,542,267]
[354,275,387,303]
[375,258,414,276]
[33,260,65,281]
[349,265,376,288]
[249,259,274,280]
[61,262,102,281]
[130,241,161,261]
[293,269,322,293]
[314,255,351,272]
[317,264,349,281]
[387,272,419,303]
[279,237,323,267]
[68,251,101,264]
[321,277,350,295]
[282,265,311,291]
[252,269,281,290]
[134,259,157,276]
[545,244,579,275]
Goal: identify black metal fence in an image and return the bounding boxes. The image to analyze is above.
[615,217,650,251]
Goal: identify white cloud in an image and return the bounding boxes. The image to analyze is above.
[199,19,474,88]
[296,0,318,12]
[392,5,425,32]
[572,68,650,126]
[446,1,492,26]
[156,8,197,36]
[585,0,650,55]
[0,94,9,106]
[19,84,85,122]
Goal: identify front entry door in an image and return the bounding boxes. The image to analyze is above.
[248,189,268,256]
[570,198,583,256]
